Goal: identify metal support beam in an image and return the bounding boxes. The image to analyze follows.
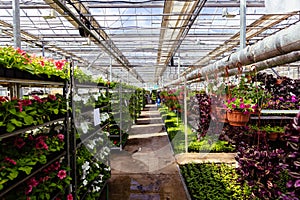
[240,0,246,50]
[12,0,21,48]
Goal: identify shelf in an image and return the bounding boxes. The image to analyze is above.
[0,151,66,198]
[251,116,294,120]
[0,77,65,87]
[260,109,299,114]
[0,117,65,139]
[74,83,107,89]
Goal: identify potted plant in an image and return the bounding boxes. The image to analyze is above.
[251,124,285,141]
[224,75,270,126]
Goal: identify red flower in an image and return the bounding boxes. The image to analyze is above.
[67,194,73,200]
[40,60,45,66]
[57,134,64,142]
[48,94,57,101]
[0,96,8,102]
[57,170,67,180]
[16,47,26,56]
[14,137,25,149]
[55,60,65,70]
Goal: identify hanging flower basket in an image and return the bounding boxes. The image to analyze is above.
[227,111,250,126]
[214,106,228,123]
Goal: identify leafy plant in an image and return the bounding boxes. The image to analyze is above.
[180,163,253,200]
[0,123,66,192]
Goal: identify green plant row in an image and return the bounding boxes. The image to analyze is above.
[180,163,254,200]
[188,138,235,153]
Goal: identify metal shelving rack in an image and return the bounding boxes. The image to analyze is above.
[0,70,70,199]
[69,62,110,200]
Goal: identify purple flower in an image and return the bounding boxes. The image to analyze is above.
[291,95,297,103]
[295,180,300,188]
[279,97,284,101]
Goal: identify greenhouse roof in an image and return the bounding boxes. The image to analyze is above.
[0,0,299,87]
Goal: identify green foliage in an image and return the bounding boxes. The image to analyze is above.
[180,163,253,200]
[188,138,235,153]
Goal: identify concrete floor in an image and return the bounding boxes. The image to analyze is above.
[106,104,188,200]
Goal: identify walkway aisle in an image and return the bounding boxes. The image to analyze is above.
[107,104,188,200]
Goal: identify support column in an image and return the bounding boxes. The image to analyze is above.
[240,0,246,50]
[12,0,21,48]
[184,76,188,153]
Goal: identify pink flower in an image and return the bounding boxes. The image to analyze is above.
[25,185,33,195]
[32,95,43,103]
[14,137,25,149]
[291,95,297,103]
[57,170,67,180]
[27,177,39,187]
[21,99,32,106]
[54,162,61,170]
[4,157,17,165]
[232,104,236,109]
[279,97,284,101]
[39,176,50,182]
[239,103,245,109]
[67,194,73,200]
[243,110,249,115]
[17,102,23,112]
[57,134,64,142]
[35,136,48,150]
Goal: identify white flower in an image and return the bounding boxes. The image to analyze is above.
[83,179,88,186]
[104,166,110,171]
[99,174,104,180]
[73,94,82,102]
[91,139,97,146]
[82,161,90,171]
[80,122,90,134]
[93,186,101,192]
[95,163,99,168]
[87,143,94,150]
[83,96,89,104]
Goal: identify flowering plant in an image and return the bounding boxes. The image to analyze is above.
[224,75,270,114]
[224,97,256,114]
[0,94,67,133]
[0,123,66,194]
[0,46,69,80]
[76,145,111,199]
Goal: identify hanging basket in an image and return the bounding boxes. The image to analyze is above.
[214,106,228,123]
[227,111,250,126]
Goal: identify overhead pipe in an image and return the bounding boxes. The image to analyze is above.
[165,23,300,87]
